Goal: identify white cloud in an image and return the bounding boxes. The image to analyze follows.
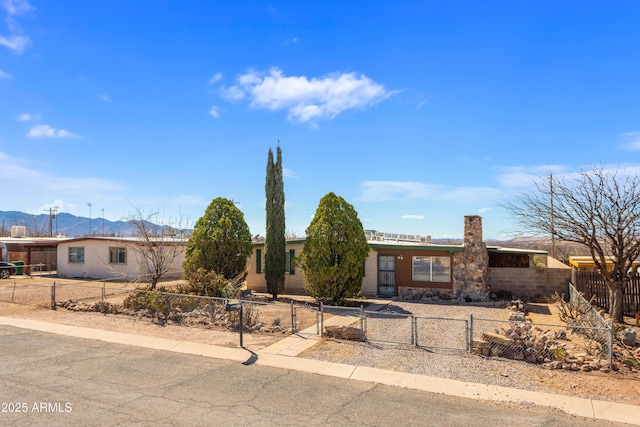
[401,214,424,220]
[0,150,123,193]
[478,207,490,214]
[0,67,10,79]
[222,67,394,126]
[208,105,221,118]
[359,181,438,202]
[98,94,111,102]
[1,0,34,15]
[283,168,297,179]
[0,33,29,52]
[359,180,507,207]
[16,112,30,121]
[26,124,78,139]
[0,1,33,54]
[208,72,223,85]
[495,165,565,189]
[620,132,640,151]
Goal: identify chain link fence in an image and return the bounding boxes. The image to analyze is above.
[0,281,52,308]
[414,316,469,351]
[364,309,413,345]
[1,278,614,368]
[470,317,611,367]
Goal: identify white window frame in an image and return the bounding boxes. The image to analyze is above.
[68,247,85,263]
[412,256,451,283]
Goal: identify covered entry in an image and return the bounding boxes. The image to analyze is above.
[378,255,396,296]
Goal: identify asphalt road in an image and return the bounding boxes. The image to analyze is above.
[0,325,629,426]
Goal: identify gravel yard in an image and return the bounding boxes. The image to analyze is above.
[299,300,640,406]
[2,276,640,406]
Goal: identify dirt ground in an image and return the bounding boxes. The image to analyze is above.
[2,275,640,405]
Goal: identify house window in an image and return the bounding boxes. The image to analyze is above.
[109,247,127,264]
[412,256,451,283]
[286,249,295,275]
[256,249,262,273]
[256,248,295,274]
[68,247,84,263]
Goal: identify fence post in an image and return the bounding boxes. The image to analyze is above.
[291,300,296,333]
[51,281,56,310]
[609,324,614,368]
[469,314,473,354]
[359,305,365,342]
[320,302,324,337]
[411,316,416,346]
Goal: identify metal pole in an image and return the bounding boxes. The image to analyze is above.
[469,314,474,354]
[102,283,106,304]
[609,324,613,368]
[411,316,416,346]
[11,281,16,302]
[239,304,244,347]
[51,282,56,310]
[360,305,365,342]
[290,301,296,333]
[320,302,324,337]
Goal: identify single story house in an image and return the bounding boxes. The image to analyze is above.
[246,216,571,300]
[55,236,186,281]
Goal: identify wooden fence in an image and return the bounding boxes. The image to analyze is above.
[572,270,640,317]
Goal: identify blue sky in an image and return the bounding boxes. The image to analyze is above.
[2,1,640,239]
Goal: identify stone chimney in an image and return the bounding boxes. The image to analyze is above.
[453,215,489,301]
[464,215,483,244]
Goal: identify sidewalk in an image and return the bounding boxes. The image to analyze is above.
[1,315,639,426]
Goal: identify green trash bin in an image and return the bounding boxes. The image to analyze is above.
[12,261,25,275]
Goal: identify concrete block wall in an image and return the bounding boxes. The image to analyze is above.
[361,250,378,297]
[488,267,571,298]
[245,242,306,294]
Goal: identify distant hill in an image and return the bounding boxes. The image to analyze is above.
[0,210,179,238]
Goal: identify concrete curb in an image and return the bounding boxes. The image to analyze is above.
[1,316,639,426]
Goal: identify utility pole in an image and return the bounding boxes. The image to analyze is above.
[88,203,92,236]
[101,208,105,236]
[549,173,556,259]
[44,207,58,237]
[54,206,59,236]
[45,208,53,237]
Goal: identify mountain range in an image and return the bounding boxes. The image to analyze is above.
[0,210,171,238]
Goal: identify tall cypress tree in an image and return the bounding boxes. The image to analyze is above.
[265,145,286,298]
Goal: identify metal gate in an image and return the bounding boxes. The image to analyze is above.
[378,255,396,297]
[364,309,413,344]
[414,316,469,351]
[292,303,320,337]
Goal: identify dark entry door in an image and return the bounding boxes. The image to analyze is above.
[378,255,396,297]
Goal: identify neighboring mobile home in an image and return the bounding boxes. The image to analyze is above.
[56,237,186,281]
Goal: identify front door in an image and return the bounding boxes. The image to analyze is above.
[378,255,396,297]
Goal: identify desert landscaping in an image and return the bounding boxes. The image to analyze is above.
[1,275,639,408]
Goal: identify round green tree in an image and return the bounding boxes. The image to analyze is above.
[296,192,369,304]
[183,197,253,282]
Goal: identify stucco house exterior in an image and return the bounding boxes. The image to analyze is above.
[56,236,186,281]
[246,216,571,300]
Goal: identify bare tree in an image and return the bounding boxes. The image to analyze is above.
[23,213,49,237]
[127,207,188,289]
[505,166,640,322]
